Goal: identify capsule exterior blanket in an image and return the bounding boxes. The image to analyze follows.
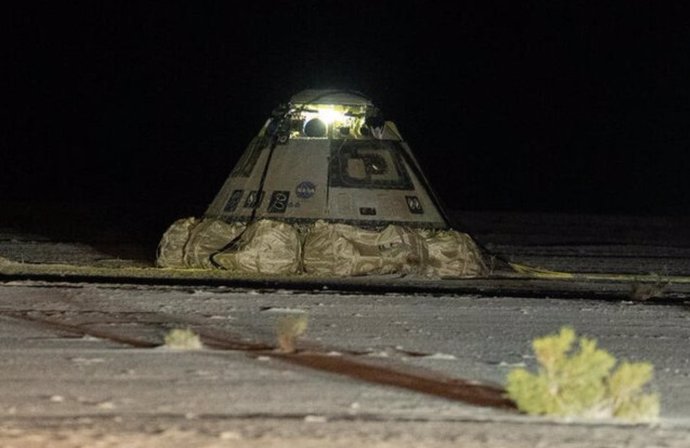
[157,218,486,278]
[302,221,426,276]
[212,220,301,275]
[303,220,486,277]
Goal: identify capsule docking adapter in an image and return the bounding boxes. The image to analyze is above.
[156,89,487,278]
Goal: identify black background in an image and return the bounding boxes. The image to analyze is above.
[4,1,690,225]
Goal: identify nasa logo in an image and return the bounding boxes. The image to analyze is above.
[296,181,316,199]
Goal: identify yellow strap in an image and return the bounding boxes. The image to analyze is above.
[508,262,574,279]
[508,262,690,284]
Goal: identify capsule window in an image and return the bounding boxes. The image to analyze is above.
[329,140,413,190]
[303,118,328,137]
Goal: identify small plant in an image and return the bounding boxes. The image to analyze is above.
[0,256,15,266]
[506,327,659,422]
[164,328,203,350]
[630,274,670,301]
[276,314,308,353]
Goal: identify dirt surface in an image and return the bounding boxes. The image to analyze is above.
[1,416,689,448]
[1,209,689,446]
[2,204,690,275]
[0,283,689,447]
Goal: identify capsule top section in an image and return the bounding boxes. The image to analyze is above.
[268,89,388,140]
[204,88,448,229]
[289,89,374,107]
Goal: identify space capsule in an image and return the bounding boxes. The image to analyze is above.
[157,89,487,277]
[205,89,448,228]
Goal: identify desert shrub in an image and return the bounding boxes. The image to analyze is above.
[506,327,659,421]
[276,314,308,353]
[163,328,203,350]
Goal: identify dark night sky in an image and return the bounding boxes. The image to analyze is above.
[4,1,690,218]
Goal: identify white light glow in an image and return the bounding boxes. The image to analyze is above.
[316,108,344,124]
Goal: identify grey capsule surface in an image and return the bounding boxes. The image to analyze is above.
[205,89,450,230]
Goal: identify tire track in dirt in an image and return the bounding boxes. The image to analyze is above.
[0,305,515,411]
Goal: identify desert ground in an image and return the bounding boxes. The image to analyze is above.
[1,205,689,447]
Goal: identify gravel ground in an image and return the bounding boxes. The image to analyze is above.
[1,416,689,448]
[1,209,689,446]
[0,284,689,447]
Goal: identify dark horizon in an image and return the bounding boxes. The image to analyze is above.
[4,2,690,218]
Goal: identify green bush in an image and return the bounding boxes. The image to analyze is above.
[276,314,308,353]
[163,328,203,350]
[506,327,659,421]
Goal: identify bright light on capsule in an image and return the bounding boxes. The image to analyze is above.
[317,108,344,124]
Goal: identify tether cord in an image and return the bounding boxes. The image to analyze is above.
[208,126,282,268]
[204,91,684,281]
[207,90,369,268]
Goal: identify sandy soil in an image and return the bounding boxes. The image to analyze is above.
[1,209,689,447]
[1,416,689,448]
